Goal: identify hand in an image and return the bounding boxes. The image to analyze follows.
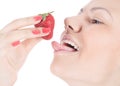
[0,16,50,86]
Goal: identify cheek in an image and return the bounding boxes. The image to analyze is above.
[77,30,119,82]
[82,29,113,52]
[81,29,117,67]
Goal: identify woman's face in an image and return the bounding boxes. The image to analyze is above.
[51,0,120,85]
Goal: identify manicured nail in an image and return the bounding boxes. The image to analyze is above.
[42,27,51,33]
[11,41,20,47]
[32,29,40,35]
[34,15,42,21]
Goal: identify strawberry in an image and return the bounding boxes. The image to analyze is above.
[34,11,55,40]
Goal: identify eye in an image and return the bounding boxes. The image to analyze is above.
[90,19,103,24]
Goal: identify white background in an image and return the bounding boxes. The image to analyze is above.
[0,0,90,86]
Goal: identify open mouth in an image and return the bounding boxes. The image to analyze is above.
[61,39,79,52]
[52,35,79,52]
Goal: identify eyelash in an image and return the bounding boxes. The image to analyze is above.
[90,19,103,24]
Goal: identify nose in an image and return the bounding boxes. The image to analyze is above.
[64,16,82,33]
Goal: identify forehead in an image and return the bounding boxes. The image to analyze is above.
[84,0,120,17]
[86,0,120,10]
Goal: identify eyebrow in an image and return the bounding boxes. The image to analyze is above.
[80,7,113,19]
[91,7,112,17]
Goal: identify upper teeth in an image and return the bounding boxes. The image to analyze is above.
[61,40,79,51]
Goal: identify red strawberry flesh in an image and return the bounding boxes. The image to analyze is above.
[35,12,55,40]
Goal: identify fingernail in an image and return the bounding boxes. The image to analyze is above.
[34,15,42,21]
[11,41,20,47]
[32,29,40,35]
[42,27,51,33]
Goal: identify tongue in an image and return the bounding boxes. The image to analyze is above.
[51,41,74,52]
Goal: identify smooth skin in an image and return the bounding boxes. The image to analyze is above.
[0,16,50,86]
[51,0,120,86]
[1,0,120,86]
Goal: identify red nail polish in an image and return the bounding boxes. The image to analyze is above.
[34,16,42,21]
[32,29,40,35]
[42,28,50,33]
[12,41,20,47]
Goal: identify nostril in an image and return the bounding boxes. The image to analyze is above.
[65,24,82,33]
[68,25,74,30]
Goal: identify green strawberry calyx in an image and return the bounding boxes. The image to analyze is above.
[39,11,54,21]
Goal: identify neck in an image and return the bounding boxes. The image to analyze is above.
[65,69,120,86]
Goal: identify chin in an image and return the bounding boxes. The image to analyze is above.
[50,55,112,85]
[50,55,68,79]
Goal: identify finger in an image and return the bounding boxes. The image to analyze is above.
[7,38,42,70]
[1,15,42,33]
[6,27,51,46]
[22,38,41,53]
